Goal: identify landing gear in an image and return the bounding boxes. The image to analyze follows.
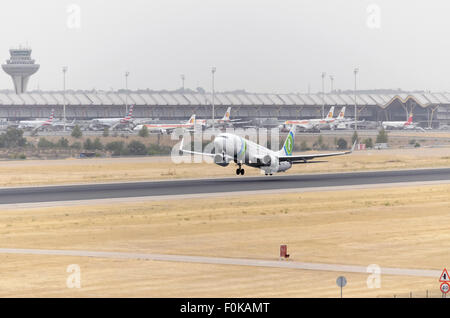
[236,164,245,176]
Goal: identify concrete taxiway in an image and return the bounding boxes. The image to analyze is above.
[0,248,441,278]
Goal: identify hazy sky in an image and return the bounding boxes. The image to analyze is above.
[0,0,449,93]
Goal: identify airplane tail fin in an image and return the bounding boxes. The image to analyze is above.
[124,105,134,121]
[327,106,335,119]
[338,106,346,119]
[187,114,196,125]
[222,107,231,121]
[406,113,413,124]
[46,109,55,124]
[278,125,296,156]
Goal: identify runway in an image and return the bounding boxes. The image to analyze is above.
[1,167,450,205]
[0,248,441,278]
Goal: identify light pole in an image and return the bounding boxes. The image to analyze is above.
[181,74,185,91]
[125,71,130,115]
[62,66,67,131]
[321,72,326,119]
[354,68,359,132]
[329,75,334,93]
[211,67,216,131]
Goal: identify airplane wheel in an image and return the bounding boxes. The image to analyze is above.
[240,169,245,175]
[236,169,241,175]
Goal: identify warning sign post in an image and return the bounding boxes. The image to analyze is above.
[439,268,450,298]
[439,268,450,282]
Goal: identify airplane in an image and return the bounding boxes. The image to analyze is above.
[197,107,252,129]
[133,114,197,134]
[196,107,231,127]
[51,119,78,131]
[89,105,134,130]
[283,106,335,131]
[381,114,417,130]
[179,125,355,176]
[18,109,55,131]
[329,106,356,129]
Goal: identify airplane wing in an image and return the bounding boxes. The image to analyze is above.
[278,141,356,164]
[178,137,234,161]
[32,123,45,132]
[178,136,215,157]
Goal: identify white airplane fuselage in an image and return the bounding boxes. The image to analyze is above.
[18,121,51,130]
[133,122,195,134]
[90,118,130,128]
[213,133,292,174]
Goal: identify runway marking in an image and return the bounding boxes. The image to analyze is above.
[0,248,440,278]
[1,179,449,210]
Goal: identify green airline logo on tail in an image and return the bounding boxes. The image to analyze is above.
[284,132,294,155]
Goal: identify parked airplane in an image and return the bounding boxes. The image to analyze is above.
[197,107,252,128]
[179,125,355,176]
[18,109,55,131]
[283,106,335,131]
[89,105,134,130]
[50,118,79,131]
[133,114,196,134]
[330,106,352,129]
[382,114,415,130]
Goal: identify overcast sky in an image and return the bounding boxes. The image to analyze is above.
[0,0,449,93]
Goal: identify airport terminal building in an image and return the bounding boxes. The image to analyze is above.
[0,90,449,127]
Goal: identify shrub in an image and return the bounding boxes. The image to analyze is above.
[92,138,104,150]
[83,138,94,150]
[313,135,326,150]
[363,138,373,149]
[103,127,109,137]
[56,137,69,148]
[106,141,125,156]
[37,137,55,148]
[71,125,83,138]
[147,144,172,156]
[127,140,147,155]
[138,125,149,138]
[376,128,388,143]
[336,138,348,150]
[71,142,82,150]
[0,128,27,148]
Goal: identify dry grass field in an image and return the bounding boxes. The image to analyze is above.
[0,147,450,187]
[0,183,449,297]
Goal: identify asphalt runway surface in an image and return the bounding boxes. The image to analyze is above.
[1,167,450,205]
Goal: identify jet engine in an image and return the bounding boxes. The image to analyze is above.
[261,154,292,173]
[214,153,230,167]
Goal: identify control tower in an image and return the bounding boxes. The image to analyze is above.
[2,47,40,94]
